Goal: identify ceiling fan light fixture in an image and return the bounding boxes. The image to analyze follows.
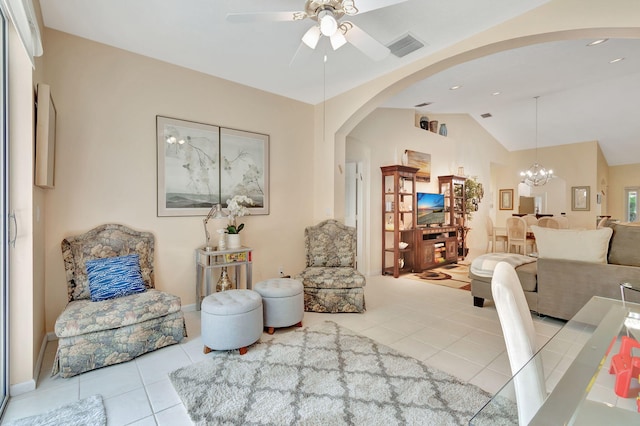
[342,0,358,15]
[318,9,338,36]
[302,25,321,49]
[330,31,347,50]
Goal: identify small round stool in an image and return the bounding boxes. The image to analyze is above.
[201,289,263,355]
[254,278,304,334]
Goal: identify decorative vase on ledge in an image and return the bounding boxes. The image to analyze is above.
[227,233,241,249]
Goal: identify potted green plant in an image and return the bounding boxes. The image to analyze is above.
[465,177,484,221]
[225,195,254,248]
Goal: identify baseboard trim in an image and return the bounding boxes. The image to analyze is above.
[10,378,35,397]
[182,303,196,312]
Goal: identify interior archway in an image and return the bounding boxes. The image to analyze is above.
[336,27,640,274]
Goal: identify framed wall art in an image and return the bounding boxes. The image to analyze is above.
[403,149,431,182]
[35,83,56,189]
[499,189,513,210]
[157,116,269,217]
[571,186,590,211]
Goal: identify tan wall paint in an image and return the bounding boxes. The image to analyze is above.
[495,141,600,230]
[609,165,640,221]
[40,29,315,332]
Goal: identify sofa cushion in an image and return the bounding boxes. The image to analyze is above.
[609,223,640,266]
[296,267,366,289]
[54,289,182,338]
[531,225,612,264]
[86,254,147,301]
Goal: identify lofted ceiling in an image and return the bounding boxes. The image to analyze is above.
[39,0,639,166]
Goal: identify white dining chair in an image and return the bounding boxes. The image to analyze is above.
[506,216,535,255]
[485,216,507,252]
[537,217,559,229]
[492,262,546,425]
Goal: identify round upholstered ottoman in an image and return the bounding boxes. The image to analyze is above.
[254,278,304,334]
[201,289,263,355]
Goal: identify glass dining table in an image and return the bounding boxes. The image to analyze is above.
[470,294,640,425]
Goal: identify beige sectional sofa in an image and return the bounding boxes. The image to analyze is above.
[471,223,640,321]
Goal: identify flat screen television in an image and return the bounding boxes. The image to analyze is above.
[417,192,445,226]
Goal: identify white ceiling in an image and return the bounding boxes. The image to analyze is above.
[39,0,640,166]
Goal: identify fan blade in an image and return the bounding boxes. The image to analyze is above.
[301,26,321,49]
[330,32,347,50]
[354,0,410,14]
[344,23,390,61]
[226,11,301,23]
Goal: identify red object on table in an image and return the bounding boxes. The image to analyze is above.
[609,336,640,398]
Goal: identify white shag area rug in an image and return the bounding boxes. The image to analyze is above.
[5,394,106,426]
[170,321,501,425]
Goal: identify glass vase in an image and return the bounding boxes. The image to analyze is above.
[216,267,233,292]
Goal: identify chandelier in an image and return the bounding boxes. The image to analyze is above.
[520,96,553,186]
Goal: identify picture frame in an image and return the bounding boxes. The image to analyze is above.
[157,116,269,217]
[499,189,513,210]
[403,149,431,182]
[35,84,56,189]
[571,186,590,211]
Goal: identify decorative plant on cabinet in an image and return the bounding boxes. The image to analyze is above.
[464,177,484,222]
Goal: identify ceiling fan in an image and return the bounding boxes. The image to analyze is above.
[227,0,409,61]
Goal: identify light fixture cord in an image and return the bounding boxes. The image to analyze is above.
[534,96,539,162]
[323,50,327,145]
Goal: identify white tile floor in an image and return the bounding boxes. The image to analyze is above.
[1,273,564,425]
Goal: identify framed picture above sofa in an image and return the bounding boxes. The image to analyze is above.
[156,116,269,217]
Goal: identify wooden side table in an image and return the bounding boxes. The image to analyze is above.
[194,246,253,310]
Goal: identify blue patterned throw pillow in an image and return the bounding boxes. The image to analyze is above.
[86,254,147,302]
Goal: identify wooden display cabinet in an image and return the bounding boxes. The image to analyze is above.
[381,165,418,278]
[438,175,467,259]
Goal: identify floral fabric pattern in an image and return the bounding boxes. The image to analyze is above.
[305,220,356,267]
[53,312,186,378]
[54,224,186,377]
[297,220,366,313]
[303,288,365,313]
[62,224,155,302]
[55,289,182,338]
[297,267,365,289]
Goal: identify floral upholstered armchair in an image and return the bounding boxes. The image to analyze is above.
[296,219,366,313]
[52,224,186,377]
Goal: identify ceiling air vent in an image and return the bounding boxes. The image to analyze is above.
[387,33,424,58]
[414,102,432,107]
[480,113,493,118]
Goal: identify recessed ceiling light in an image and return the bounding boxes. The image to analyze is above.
[492,91,501,96]
[609,57,625,63]
[587,39,608,46]
[449,85,462,90]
